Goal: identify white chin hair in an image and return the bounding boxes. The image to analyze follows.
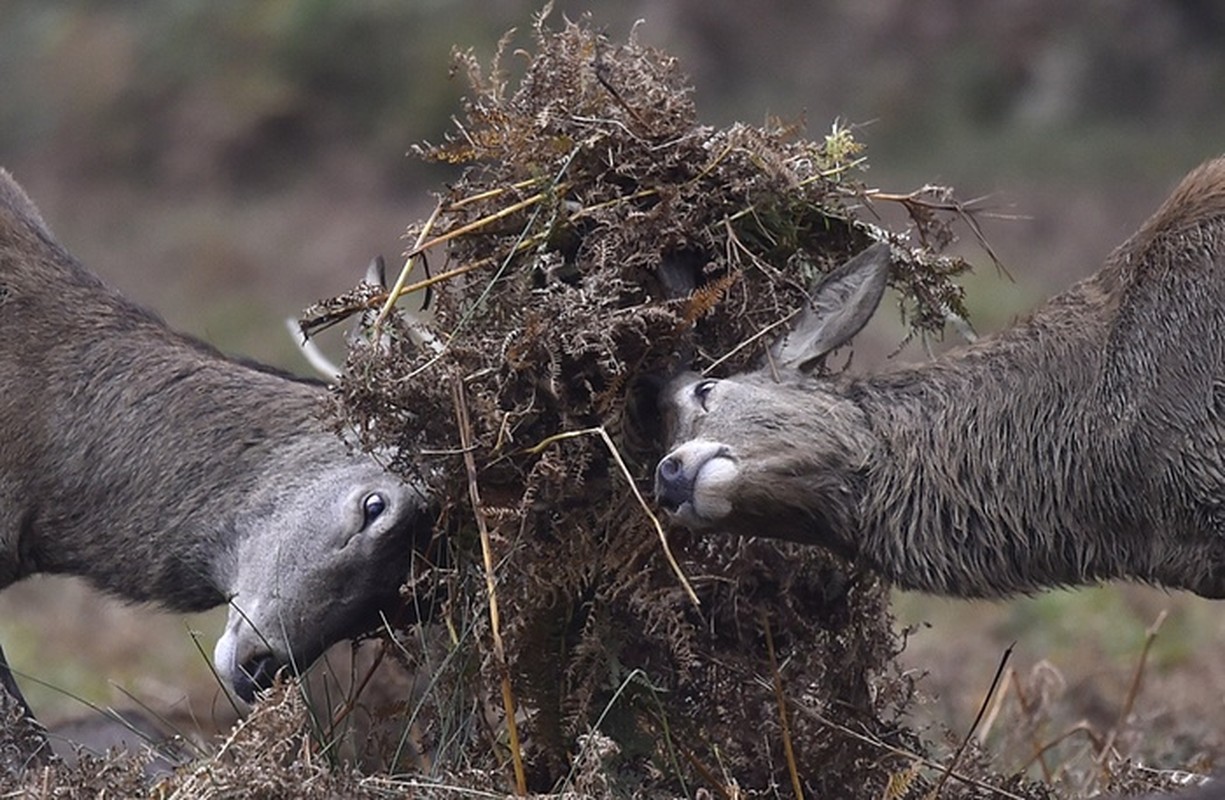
[691,456,738,520]
[212,631,238,692]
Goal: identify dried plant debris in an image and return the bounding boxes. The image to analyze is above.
[150,682,377,800]
[1,695,53,786]
[2,698,155,799]
[326,12,989,798]
[304,11,1199,800]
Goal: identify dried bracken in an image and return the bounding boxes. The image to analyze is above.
[153,682,377,800]
[328,11,979,797]
[1,693,53,788]
[2,694,153,799]
[317,10,1199,799]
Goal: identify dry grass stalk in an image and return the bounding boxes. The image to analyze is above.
[373,198,444,333]
[928,645,1013,799]
[1096,610,1167,772]
[451,377,526,795]
[763,615,804,800]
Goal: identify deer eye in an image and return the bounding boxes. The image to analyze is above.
[693,379,718,410]
[361,492,387,529]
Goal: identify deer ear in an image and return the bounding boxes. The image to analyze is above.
[772,242,891,373]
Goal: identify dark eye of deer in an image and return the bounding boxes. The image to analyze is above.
[362,492,387,529]
[693,379,718,410]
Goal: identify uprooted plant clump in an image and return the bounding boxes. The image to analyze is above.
[322,12,999,798]
[298,11,1194,800]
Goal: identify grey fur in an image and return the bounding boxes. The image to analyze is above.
[655,157,1225,599]
[0,168,431,708]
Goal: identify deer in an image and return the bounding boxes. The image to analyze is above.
[654,156,1225,599]
[0,167,433,735]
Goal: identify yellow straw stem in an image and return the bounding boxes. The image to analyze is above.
[452,378,527,795]
[373,200,444,332]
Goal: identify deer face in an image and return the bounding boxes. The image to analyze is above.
[654,374,744,527]
[654,244,891,539]
[212,456,431,703]
[655,372,872,537]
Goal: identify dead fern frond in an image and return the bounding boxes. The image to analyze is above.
[681,271,738,325]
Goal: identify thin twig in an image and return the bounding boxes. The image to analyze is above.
[358,775,514,798]
[452,377,527,795]
[404,184,569,261]
[929,643,1013,799]
[391,232,546,308]
[402,147,580,383]
[567,186,660,221]
[669,740,734,800]
[1095,609,1166,768]
[864,187,1007,276]
[974,666,1012,745]
[975,666,1055,783]
[328,640,389,732]
[763,614,804,800]
[703,311,798,376]
[187,627,243,719]
[1020,722,1104,774]
[447,176,551,210]
[723,159,868,227]
[1008,668,1055,782]
[109,684,208,759]
[373,199,444,333]
[776,691,1029,800]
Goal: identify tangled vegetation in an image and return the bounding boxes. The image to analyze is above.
[326,11,993,797]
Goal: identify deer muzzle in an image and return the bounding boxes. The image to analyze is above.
[654,440,738,526]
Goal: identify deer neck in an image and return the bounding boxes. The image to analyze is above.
[24,325,324,611]
[846,290,1126,597]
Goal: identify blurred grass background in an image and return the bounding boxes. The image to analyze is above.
[2,0,1225,762]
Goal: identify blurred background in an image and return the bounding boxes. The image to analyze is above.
[2,0,1225,767]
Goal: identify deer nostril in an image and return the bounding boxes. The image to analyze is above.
[658,454,683,483]
[655,454,693,512]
